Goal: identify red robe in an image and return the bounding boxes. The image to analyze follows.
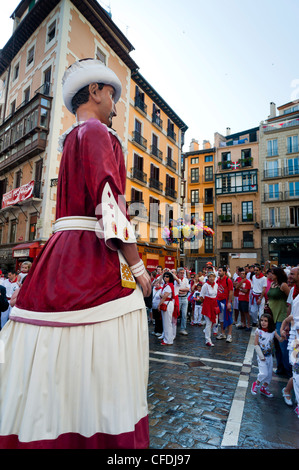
[17,118,133,313]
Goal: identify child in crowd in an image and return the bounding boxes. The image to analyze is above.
[17,261,32,286]
[251,313,283,397]
[192,285,203,326]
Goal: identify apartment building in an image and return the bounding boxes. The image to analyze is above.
[183,139,216,269]
[214,127,261,271]
[260,101,299,265]
[0,0,134,271]
[126,71,188,271]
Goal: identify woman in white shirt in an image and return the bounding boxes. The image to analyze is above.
[200,273,218,347]
[158,272,175,345]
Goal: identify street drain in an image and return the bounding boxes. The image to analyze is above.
[186,360,206,368]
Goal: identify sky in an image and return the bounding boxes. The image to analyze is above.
[1,0,299,150]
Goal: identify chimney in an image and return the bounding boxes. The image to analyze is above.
[189,139,199,151]
[203,140,211,149]
[269,102,276,118]
[226,127,231,136]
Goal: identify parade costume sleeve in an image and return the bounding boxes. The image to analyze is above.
[78,119,136,251]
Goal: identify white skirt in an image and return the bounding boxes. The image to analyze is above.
[0,307,149,449]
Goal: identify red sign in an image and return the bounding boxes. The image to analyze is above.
[165,256,175,269]
[2,181,35,209]
[146,258,159,272]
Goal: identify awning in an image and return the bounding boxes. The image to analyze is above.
[12,241,40,258]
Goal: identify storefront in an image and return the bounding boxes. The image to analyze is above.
[268,236,299,266]
[12,241,44,271]
[137,243,177,272]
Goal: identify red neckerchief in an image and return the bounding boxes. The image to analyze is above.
[255,272,264,279]
[207,280,215,287]
[261,328,268,332]
[9,278,17,283]
[155,286,162,290]
[293,285,299,299]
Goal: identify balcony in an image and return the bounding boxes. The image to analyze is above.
[285,190,299,201]
[167,127,176,142]
[263,117,299,133]
[263,191,283,202]
[217,214,235,224]
[166,158,177,171]
[149,177,163,192]
[152,113,163,129]
[242,240,254,248]
[130,167,147,184]
[0,91,52,175]
[221,241,233,249]
[165,187,177,200]
[150,145,163,162]
[132,131,147,150]
[237,213,257,224]
[134,96,147,115]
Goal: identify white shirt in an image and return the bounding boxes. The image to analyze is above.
[251,275,267,294]
[177,277,190,296]
[200,282,218,299]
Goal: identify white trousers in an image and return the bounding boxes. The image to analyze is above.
[204,316,213,343]
[257,355,273,385]
[250,297,265,324]
[293,371,299,405]
[194,305,202,324]
[161,302,174,344]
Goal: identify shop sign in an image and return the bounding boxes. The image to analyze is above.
[2,181,35,209]
[13,249,30,258]
[165,256,175,269]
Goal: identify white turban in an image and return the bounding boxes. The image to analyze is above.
[62,59,122,114]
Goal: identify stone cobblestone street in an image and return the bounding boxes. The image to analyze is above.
[147,321,299,449]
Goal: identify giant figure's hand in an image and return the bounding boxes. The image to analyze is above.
[137,271,152,298]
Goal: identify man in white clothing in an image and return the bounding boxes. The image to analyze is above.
[177,268,190,335]
[250,265,267,325]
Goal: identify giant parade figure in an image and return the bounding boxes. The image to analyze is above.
[0,59,151,449]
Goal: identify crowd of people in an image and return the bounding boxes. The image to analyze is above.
[145,261,299,418]
[0,261,32,330]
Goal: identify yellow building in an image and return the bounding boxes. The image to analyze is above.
[126,71,188,270]
[183,139,216,270]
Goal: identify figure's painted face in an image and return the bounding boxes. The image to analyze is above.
[97,85,117,127]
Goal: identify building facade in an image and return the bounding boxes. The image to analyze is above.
[183,139,216,270]
[260,101,299,265]
[126,71,188,271]
[214,127,261,271]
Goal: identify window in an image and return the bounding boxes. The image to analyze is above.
[204,236,213,253]
[13,63,19,81]
[27,46,35,67]
[190,157,199,164]
[289,206,299,226]
[96,47,106,64]
[29,214,37,241]
[204,166,213,181]
[287,135,298,153]
[34,159,43,198]
[205,212,213,228]
[9,221,17,244]
[243,231,254,248]
[191,190,199,204]
[24,87,30,103]
[216,170,258,194]
[204,188,213,205]
[287,157,299,176]
[289,181,299,197]
[221,203,232,221]
[241,149,252,167]
[266,160,279,177]
[221,152,231,168]
[191,168,199,182]
[205,155,213,162]
[0,179,7,207]
[222,232,232,248]
[268,183,279,199]
[242,201,253,221]
[267,139,278,156]
[10,100,16,115]
[15,170,22,188]
[47,20,56,44]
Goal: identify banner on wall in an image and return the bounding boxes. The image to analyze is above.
[2,181,35,209]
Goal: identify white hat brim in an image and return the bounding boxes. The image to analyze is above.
[62,60,122,114]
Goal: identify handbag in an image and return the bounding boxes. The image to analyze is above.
[160,303,168,311]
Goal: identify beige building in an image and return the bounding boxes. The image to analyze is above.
[214,127,261,271]
[259,101,299,265]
